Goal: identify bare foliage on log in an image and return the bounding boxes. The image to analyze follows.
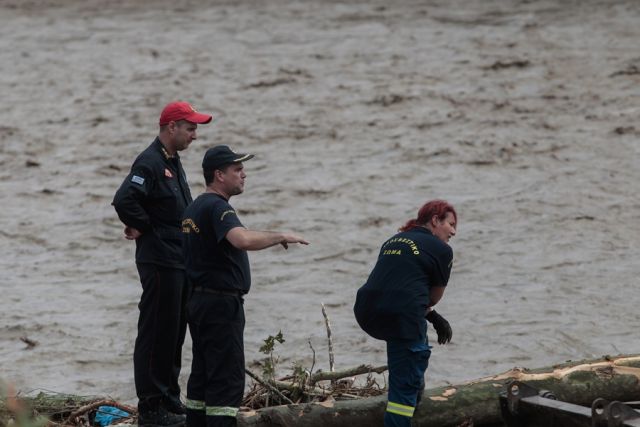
[242,364,387,410]
[241,306,388,410]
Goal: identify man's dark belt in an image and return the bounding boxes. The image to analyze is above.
[193,286,242,297]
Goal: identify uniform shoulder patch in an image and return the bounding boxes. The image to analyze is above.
[220,209,236,221]
[131,175,145,185]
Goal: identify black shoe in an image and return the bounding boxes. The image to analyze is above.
[163,395,186,415]
[138,405,186,427]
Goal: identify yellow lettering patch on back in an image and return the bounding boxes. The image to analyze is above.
[383,249,402,255]
[381,237,420,255]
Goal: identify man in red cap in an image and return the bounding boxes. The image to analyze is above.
[113,101,212,427]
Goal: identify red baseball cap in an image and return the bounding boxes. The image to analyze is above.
[159,101,213,126]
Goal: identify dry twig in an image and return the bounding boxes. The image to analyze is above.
[244,369,293,405]
[309,364,387,386]
[321,304,335,373]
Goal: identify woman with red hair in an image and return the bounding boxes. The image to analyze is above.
[354,200,457,427]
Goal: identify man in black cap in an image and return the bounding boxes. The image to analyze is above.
[113,101,212,427]
[181,145,308,427]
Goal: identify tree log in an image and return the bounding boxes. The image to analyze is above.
[238,353,640,427]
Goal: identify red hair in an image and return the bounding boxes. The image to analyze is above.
[399,200,457,232]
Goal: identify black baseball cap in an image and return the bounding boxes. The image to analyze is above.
[202,145,254,170]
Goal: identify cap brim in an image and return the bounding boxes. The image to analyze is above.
[233,154,254,162]
[185,112,213,124]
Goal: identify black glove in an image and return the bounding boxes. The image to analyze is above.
[425,309,452,344]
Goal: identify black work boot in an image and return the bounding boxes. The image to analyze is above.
[163,395,186,415]
[138,398,186,427]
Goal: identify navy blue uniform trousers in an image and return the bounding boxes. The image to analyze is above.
[385,339,431,427]
[134,263,189,404]
[186,293,245,427]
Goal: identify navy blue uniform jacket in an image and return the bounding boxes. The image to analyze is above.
[112,138,193,268]
[181,193,251,294]
[354,227,453,342]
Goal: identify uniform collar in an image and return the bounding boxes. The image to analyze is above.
[205,190,229,202]
[153,137,179,161]
[411,226,433,236]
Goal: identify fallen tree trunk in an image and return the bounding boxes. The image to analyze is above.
[238,353,640,427]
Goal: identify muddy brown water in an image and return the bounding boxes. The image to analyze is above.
[1,0,638,404]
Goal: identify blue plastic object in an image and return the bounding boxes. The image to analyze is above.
[94,405,130,426]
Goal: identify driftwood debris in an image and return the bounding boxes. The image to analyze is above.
[244,369,294,405]
[238,353,640,427]
[242,363,387,409]
[308,364,388,386]
[0,391,136,427]
[242,307,388,409]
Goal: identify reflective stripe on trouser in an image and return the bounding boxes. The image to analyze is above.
[386,401,415,417]
[185,399,238,417]
[185,398,206,411]
[384,339,431,427]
